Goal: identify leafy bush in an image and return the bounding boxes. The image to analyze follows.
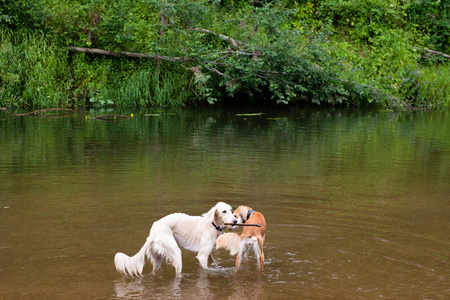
[0,0,46,29]
[317,0,408,44]
[406,0,450,53]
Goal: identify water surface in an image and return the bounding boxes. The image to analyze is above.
[1,107,449,299]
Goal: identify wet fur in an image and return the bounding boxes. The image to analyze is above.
[114,202,237,277]
[216,206,266,272]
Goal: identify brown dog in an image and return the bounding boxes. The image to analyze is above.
[216,206,266,272]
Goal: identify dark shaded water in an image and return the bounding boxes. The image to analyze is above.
[1,107,449,299]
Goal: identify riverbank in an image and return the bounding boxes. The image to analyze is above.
[1,1,449,109]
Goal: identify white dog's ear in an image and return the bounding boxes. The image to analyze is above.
[214,209,224,226]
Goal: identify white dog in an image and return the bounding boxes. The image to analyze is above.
[114,202,238,277]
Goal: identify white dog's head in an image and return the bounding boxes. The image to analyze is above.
[211,202,238,231]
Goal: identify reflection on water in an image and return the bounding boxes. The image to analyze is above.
[113,276,182,299]
[112,265,266,300]
[0,107,449,299]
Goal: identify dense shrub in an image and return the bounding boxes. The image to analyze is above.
[406,0,450,53]
[0,0,46,29]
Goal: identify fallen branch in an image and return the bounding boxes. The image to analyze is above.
[91,114,130,121]
[225,222,262,227]
[205,50,254,57]
[412,47,450,60]
[193,28,242,49]
[68,46,185,62]
[205,66,232,79]
[13,108,74,117]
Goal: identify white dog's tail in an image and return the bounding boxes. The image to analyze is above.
[216,233,242,255]
[114,237,152,277]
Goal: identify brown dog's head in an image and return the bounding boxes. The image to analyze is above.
[233,206,254,223]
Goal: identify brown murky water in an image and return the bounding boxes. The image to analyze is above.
[1,108,449,299]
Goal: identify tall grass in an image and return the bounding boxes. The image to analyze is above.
[71,53,190,108]
[115,69,187,107]
[0,28,70,108]
[418,64,450,108]
[390,63,450,109]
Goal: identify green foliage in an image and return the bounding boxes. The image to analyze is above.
[304,1,450,109]
[0,28,70,108]
[0,0,46,29]
[212,24,350,104]
[41,1,91,47]
[406,0,450,53]
[115,69,187,107]
[93,0,153,51]
[71,53,112,106]
[1,0,449,109]
[318,0,408,43]
[405,63,450,108]
[290,1,323,30]
[70,53,192,107]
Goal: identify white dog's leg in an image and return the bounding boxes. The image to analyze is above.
[196,245,214,269]
[172,256,182,275]
[159,238,182,274]
[166,242,182,275]
[149,247,163,273]
[196,254,209,269]
[234,238,253,271]
[208,254,216,265]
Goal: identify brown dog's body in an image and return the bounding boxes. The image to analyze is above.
[216,206,266,272]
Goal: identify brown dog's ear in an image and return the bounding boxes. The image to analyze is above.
[238,206,249,223]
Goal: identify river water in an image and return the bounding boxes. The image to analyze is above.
[1,107,449,299]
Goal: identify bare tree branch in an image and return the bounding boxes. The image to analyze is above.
[205,66,232,79]
[68,46,185,62]
[193,28,242,48]
[412,47,450,60]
